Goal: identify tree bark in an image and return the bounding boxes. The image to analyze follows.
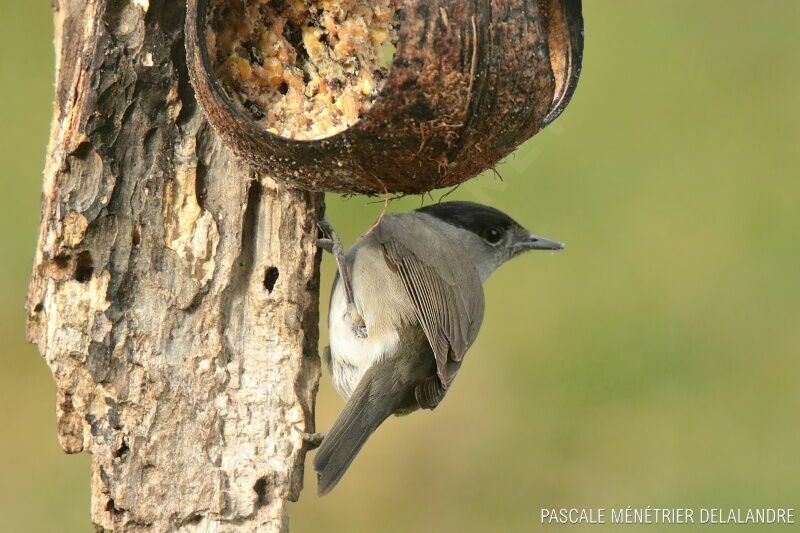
[26,1,323,530]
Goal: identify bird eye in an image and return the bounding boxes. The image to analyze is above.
[483,227,504,244]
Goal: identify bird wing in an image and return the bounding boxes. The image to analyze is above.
[373,213,485,387]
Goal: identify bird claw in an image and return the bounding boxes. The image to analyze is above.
[347,304,368,339]
[316,220,338,245]
[316,219,345,259]
[302,432,325,450]
[316,238,334,253]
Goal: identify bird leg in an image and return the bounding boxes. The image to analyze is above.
[317,218,368,338]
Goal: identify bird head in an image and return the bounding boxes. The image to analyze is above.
[416,201,563,280]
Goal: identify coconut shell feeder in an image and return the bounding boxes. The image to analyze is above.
[186,0,584,195]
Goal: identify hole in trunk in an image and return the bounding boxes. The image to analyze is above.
[263,266,279,293]
[254,476,269,506]
[53,254,71,270]
[114,441,129,459]
[74,251,94,283]
[105,498,124,517]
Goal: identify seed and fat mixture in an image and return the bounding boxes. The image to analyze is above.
[207,0,401,140]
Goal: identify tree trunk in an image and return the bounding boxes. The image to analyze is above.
[26,1,323,530]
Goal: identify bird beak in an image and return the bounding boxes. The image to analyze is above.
[517,233,565,251]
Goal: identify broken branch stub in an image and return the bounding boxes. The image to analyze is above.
[186,0,584,194]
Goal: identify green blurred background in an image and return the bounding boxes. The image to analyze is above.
[2,2,799,532]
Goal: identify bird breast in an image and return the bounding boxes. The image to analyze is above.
[327,242,418,399]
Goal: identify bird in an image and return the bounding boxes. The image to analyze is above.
[313,201,563,495]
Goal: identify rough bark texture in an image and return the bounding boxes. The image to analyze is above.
[26,1,323,530]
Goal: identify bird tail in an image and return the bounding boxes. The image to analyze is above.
[313,366,400,496]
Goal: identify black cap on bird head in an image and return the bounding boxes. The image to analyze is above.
[416,201,564,251]
[417,201,518,241]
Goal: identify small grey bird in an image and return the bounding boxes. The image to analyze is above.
[314,201,563,495]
